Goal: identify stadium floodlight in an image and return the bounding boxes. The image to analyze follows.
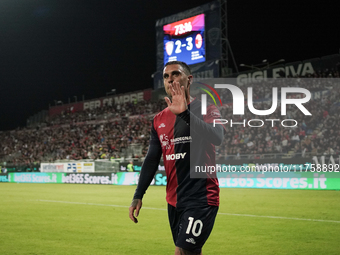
[239,63,261,70]
[240,59,285,71]
[263,59,285,69]
[106,89,116,96]
[270,59,285,65]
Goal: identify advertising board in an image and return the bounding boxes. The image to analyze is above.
[0,174,9,182]
[41,162,95,173]
[8,173,62,183]
[5,171,340,190]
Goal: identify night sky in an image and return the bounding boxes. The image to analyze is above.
[0,0,338,131]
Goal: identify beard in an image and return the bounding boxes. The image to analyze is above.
[165,87,172,98]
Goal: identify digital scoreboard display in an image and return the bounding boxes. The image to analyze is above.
[163,14,205,66]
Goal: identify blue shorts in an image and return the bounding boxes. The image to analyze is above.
[168,204,219,254]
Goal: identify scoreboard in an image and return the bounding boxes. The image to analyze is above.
[154,1,221,89]
[163,14,205,65]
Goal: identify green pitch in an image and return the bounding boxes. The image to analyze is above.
[0,183,339,255]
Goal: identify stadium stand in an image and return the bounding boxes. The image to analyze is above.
[1,66,340,171]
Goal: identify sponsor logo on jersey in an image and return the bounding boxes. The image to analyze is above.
[158,123,166,128]
[170,136,192,145]
[165,152,187,160]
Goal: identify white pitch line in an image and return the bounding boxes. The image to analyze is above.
[217,212,340,224]
[36,199,340,224]
[37,199,166,211]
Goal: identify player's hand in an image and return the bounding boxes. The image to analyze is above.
[165,81,188,115]
[129,199,142,223]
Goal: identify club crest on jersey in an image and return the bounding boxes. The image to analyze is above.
[165,41,174,56]
[158,123,166,128]
[159,134,171,149]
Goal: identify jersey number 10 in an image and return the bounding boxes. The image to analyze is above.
[186,217,203,237]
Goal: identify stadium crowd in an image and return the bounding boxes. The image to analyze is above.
[0,100,167,167]
[214,74,340,159]
[1,69,340,167]
[45,99,166,126]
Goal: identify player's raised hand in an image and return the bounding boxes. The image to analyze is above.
[129,199,142,223]
[164,81,188,115]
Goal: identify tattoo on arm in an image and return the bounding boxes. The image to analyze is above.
[130,199,139,207]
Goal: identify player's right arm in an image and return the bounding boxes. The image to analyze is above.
[129,121,162,223]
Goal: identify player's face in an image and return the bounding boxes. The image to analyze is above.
[163,64,192,98]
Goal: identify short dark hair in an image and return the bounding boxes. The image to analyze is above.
[164,61,192,75]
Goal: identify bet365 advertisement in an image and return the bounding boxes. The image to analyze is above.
[217,172,340,190]
[2,172,339,190]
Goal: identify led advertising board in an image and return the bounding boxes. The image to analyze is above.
[5,171,340,190]
[163,14,205,65]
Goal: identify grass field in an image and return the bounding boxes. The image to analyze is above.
[0,183,339,255]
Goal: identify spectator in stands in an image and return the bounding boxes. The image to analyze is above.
[2,67,340,165]
[127,161,134,172]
